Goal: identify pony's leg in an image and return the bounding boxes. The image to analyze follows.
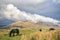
[13,33,15,36]
[17,32,19,35]
[9,32,12,37]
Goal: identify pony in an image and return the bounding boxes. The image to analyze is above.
[39,29,42,31]
[49,28,55,31]
[9,29,19,37]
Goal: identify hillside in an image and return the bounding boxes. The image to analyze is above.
[8,21,60,29]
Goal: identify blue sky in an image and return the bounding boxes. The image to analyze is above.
[0,0,60,25]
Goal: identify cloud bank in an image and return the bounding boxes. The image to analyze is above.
[52,0,60,3]
[0,0,47,5]
[1,4,59,25]
[0,0,60,20]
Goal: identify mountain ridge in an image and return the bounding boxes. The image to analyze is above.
[8,21,60,29]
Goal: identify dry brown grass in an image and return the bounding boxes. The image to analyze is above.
[21,30,60,40]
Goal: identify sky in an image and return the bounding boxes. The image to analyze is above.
[0,0,60,25]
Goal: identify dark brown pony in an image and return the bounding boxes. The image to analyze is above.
[9,29,19,37]
[49,28,55,31]
[39,29,42,31]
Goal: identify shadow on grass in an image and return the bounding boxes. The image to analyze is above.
[19,34,22,36]
[8,33,22,37]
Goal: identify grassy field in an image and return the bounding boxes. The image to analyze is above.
[0,29,60,40]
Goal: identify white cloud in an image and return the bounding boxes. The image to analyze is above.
[19,0,47,5]
[2,4,59,25]
[0,0,51,15]
[52,0,60,3]
[4,0,47,5]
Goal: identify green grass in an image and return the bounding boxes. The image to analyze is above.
[0,29,35,40]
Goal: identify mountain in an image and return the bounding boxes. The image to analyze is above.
[8,21,60,29]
